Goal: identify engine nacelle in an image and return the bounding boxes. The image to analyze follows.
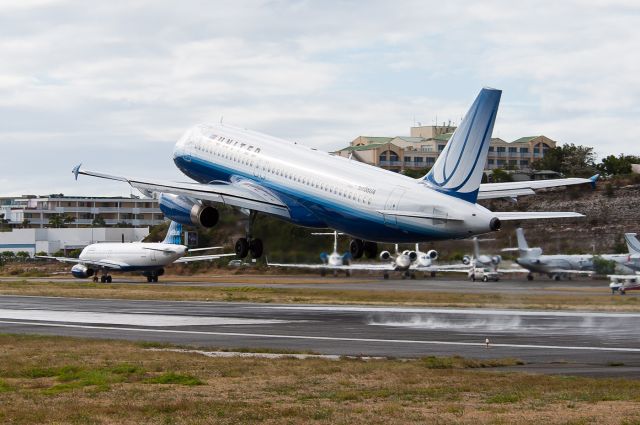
[158,193,219,228]
[320,252,329,264]
[426,250,438,260]
[408,251,418,262]
[71,264,94,279]
[341,253,352,266]
[380,251,391,261]
[491,255,502,265]
[462,255,471,265]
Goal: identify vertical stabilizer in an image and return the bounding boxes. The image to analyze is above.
[424,88,501,203]
[625,233,640,254]
[162,221,183,245]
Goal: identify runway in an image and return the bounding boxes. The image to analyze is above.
[1,294,640,377]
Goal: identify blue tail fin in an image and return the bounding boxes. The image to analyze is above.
[162,221,183,245]
[424,88,501,203]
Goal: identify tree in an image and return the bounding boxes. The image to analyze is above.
[490,168,513,183]
[598,154,640,177]
[532,143,597,177]
[16,251,30,261]
[593,256,616,275]
[0,214,8,231]
[48,215,64,228]
[21,219,30,229]
[1,251,15,261]
[63,215,76,227]
[92,215,106,227]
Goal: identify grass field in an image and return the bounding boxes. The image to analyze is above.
[1,334,640,424]
[0,278,639,312]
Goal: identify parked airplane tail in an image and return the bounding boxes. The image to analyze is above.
[625,233,640,254]
[162,221,183,245]
[516,228,529,251]
[423,87,501,203]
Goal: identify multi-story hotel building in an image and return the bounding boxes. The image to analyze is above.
[335,125,556,172]
[0,195,163,228]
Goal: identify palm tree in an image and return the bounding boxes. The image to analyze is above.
[48,215,64,228]
[62,215,76,227]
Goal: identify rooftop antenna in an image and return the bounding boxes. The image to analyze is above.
[220,115,224,125]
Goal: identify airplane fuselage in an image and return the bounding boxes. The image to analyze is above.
[172,124,496,243]
[517,253,637,275]
[77,242,187,273]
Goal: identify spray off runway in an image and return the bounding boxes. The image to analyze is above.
[1,295,640,377]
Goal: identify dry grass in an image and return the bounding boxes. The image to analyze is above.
[0,279,638,312]
[1,334,640,424]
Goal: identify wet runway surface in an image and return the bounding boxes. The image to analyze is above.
[1,294,640,377]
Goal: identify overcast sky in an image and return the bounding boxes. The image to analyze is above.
[2,0,639,196]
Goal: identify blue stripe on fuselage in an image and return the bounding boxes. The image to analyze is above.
[174,155,457,242]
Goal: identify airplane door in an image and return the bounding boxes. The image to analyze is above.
[383,187,406,226]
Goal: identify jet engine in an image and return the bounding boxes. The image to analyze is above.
[491,255,502,265]
[408,251,418,262]
[158,193,218,228]
[380,251,391,261]
[341,253,352,265]
[426,250,438,260]
[320,252,329,264]
[462,255,471,265]
[71,264,94,279]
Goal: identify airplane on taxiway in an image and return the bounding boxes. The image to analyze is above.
[268,230,462,279]
[511,228,639,280]
[38,221,233,282]
[73,88,595,261]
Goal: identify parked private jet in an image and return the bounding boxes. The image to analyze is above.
[462,237,527,274]
[512,228,637,280]
[73,88,594,260]
[38,222,233,282]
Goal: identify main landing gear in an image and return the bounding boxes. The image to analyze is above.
[235,211,264,259]
[349,239,378,259]
[99,273,112,283]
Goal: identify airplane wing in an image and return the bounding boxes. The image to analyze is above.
[478,175,598,200]
[545,269,594,275]
[267,261,395,271]
[36,256,128,270]
[174,253,236,263]
[73,165,290,218]
[494,211,584,220]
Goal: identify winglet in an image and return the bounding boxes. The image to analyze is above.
[589,174,599,189]
[72,163,82,181]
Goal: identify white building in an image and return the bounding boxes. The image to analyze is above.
[0,227,149,256]
[0,195,163,228]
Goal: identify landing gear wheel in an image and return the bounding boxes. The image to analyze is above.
[349,239,364,259]
[482,276,488,282]
[621,289,626,296]
[106,275,112,283]
[410,273,416,280]
[346,270,352,277]
[320,269,326,277]
[430,271,436,278]
[553,274,561,281]
[100,276,106,283]
[235,238,249,259]
[249,238,263,258]
[152,276,158,283]
[383,272,389,280]
[146,276,153,283]
[363,242,378,259]
[527,274,534,281]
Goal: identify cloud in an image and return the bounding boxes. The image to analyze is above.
[1,0,639,195]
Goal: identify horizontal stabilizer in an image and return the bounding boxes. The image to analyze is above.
[494,211,584,221]
[479,175,599,200]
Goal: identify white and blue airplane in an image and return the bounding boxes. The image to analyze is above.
[38,222,233,282]
[73,88,594,260]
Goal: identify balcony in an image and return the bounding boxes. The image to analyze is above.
[379,161,403,167]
